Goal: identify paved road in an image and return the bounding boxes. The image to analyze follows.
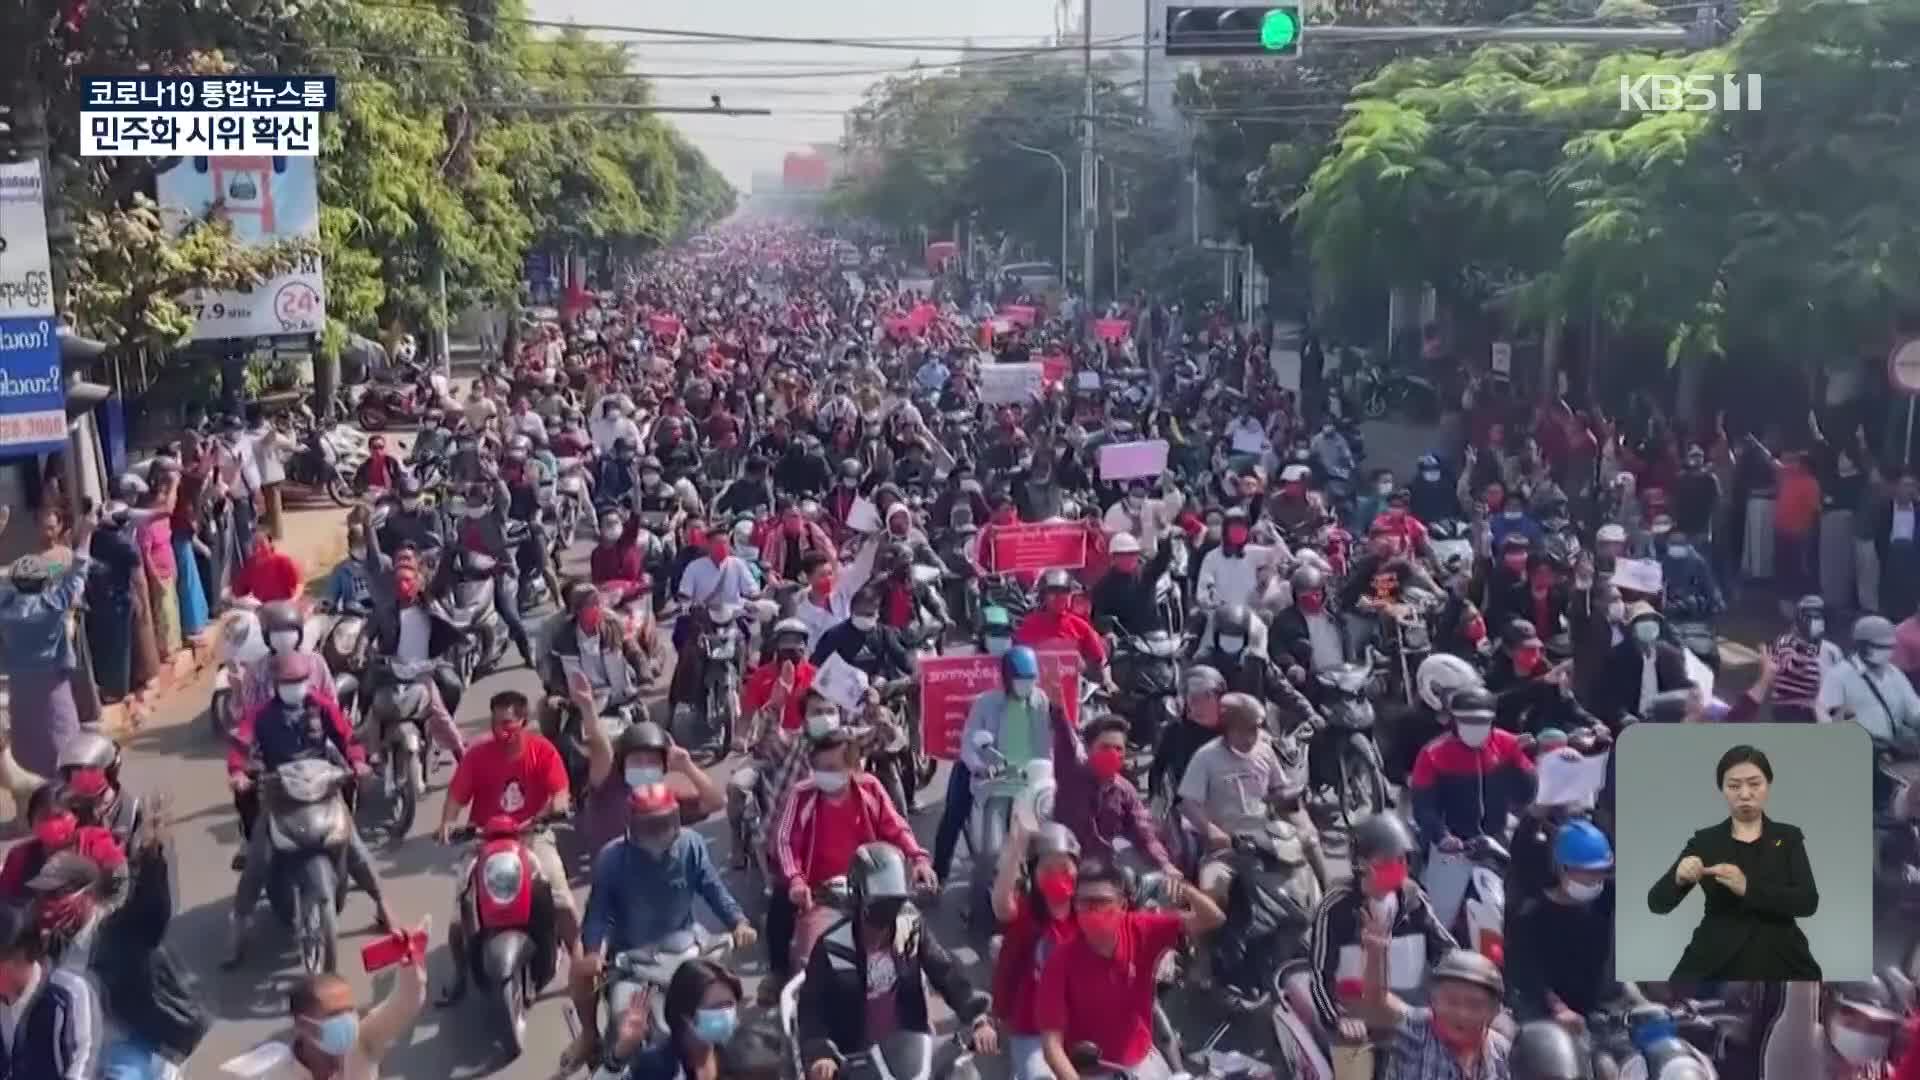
[130,412,1912,1078]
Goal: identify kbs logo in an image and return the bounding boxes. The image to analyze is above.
[1619,73,1762,113]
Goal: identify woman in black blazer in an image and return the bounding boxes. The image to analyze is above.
[1646,744,1821,981]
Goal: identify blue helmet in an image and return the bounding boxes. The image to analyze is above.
[1417,453,1441,470]
[1001,645,1040,683]
[1552,819,1614,872]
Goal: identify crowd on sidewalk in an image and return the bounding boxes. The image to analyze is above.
[0,406,313,780]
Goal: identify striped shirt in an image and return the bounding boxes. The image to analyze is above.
[1387,1009,1511,1080]
[1768,634,1824,708]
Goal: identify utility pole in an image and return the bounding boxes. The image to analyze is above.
[1081,0,1098,304]
[1142,0,1153,121]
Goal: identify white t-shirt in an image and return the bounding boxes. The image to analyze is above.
[794,592,849,648]
[464,395,500,432]
[1198,548,1261,610]
[1305,611,1345,671]
[677,556,757,610]
[397,608,432,662]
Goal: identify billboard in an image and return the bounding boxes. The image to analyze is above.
[154,154,326,341]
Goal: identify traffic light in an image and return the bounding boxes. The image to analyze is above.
[1164,5,1303,58]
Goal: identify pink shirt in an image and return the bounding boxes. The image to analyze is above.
[136,517,176,582]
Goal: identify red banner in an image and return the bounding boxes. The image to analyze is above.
[648,313,681,339]
[1094,318,1132,343]
[918,649,1081,760]
[1040,350,1070,387]
[908,303,937,332]
[989,521,1088,572]
[1001,304,1037,327]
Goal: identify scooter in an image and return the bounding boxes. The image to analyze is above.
[673,601,744,758]
[285,420,360,506]
[1457,835,1509,963]
[1210,820,1322,1009]
[261,757,355,974]
[443,813,560,1062]
[1309,663,1389,826]
[963,731,1040,929]
[431,549,510,684]
[210,597,267,739]
[598,930,731,1052]
[318,601,373,725]
[360,658,443,839]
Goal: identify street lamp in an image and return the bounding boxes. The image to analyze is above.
[1009,141,1070,284]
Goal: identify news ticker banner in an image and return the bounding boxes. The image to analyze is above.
[0,163,64,456]
[79,75,336,158]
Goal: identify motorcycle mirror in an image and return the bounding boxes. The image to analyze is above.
[969,729,995,750]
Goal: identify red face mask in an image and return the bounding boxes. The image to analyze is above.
[709,542,731,562]
[1297,590,1326,614]
[1530,573,1554,593]
[1088,745,1126,781]
[1486,493,1506,511]
[1111,555,1141,574]
[1368,857,1409,895]
[1514,647,1545,673]
[33,812,77,850]
[1282,482,1306,498]
[1077,907,1126,949]
[811,575,835,596]
[1436,1014,1490,1054]
[1503,554,1528,573]
[1045,594,1069,614]
[1225,527,1250,546]
[578,606,604,635]
[784,519,803,536]
[1036,870,1077,906]
[1464,616,1487,644]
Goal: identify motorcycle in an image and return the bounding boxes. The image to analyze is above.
[209,597,267,739]
[1309,663,1389,826]
[1108,627,1182,766]
[1369,599,1433,710]
[1351,360,1439,423]
[285,421,360,506]
[354,369,436,431]
[796,1031,983,1080]
[673,601,744,758]
[504,518,554,613]
[1210,820,1321,1009]
[445,814,561,1061]
[1457,835,1509,963]
[431,549,511,684]
[360,658,443,839]
[261,757,355,974]
[318,602,374,724]
[962,730,1047,928]
[1875,756,1920,972]
[596,929,731,1058]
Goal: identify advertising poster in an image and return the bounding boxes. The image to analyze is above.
[0,161,55,319]
[155,155,325,340]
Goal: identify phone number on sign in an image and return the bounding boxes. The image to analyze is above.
[0,413,67,444]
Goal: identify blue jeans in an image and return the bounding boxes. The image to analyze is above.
[102,1036,181,1080]
[933,766,973,881]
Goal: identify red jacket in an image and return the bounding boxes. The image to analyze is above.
[742,659,816,732]
[771,771,927,888]
[0,827,124,900]
[233,549,302,602]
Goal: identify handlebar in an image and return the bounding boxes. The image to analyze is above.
[448,810,567,845]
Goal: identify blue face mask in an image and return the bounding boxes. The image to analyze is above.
[1631,1017,1679,1055]
[691,1005,738,1045]
[625,766,664,789]
[307,1012,359,1058]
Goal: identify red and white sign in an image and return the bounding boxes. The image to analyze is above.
[1094,318,1131,344]
[989,521,1089,572]
[1040,350,1071,387]
[918,649,1081,760]
[1001,304,1037,328]
[647,313,681,339]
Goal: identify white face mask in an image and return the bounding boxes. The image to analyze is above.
[1606,600,1626,623]
[1863,645,1892,667]
[805,712,840,739]
[1829,1025,1890,1066]
[1009,678,1036,699]
[276,683,305,705]
[851,615,877,632]
[1805,618,1824,639]
[1564,879,1605,902]
[1421,470,1441,482]
[625,766,665,788]
[1217,635,1245,654]
[1455,722,1492,748]
[348,546,366,561]
[600,527,621,542]
[268,630,300,654]
[1633,621,1661,645]
[812,769,848,794]
[1667,545,1689,559]
[401,498,422,513]
[1376,482,1393,496]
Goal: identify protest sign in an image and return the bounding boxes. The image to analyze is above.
[647,313,681,339]
[978,362,1044,405]
[813,653,870,713]
[1098,439,1170,481]
[1001,304,1036,327]
[1612,557,1663,597]
[1094,317,1131,343]
[846,496,882,534]
[1040,350,1071,387]
[989,521,1089,572]
[918,649,1080,760]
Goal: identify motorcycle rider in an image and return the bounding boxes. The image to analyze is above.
[436,690,579,960]
[592,396,643,455]
[989,823,1085,1079]
[1090,529,1176,638]
[796,842,989,1080]
[1270,564,1351,687]
[52,731,139,849]
[1034,855,1224,1080]
[1410,686,1536,852]
[0,782,125,902]
[1505,819,1616,1026]
[935,647,1056,884]
[567,783,756,1068]
[811,585,916,680]
[1181,691,1331,898]
[1352,924,1511,1078]
[375,475,447,562]
[1409,453,1461,523]
[1148,664,1227,806]
[1762,979,1905,1080]
[1766,594,1842,723]
[1306,813,1458,1043]
[589,508,649,585]
[1489,622,1603,736]
[495,438,568,604]
[352,435,409,494]
[763,497,838,585]
[1016,569,1108,680]
[224,651,396,966]
[1659,528,1725,621]
[1204,604,1315,716]
[323,524,376,612]
[1267,464,1324,535]
[740,618,817,736]
[1819,615,1920,812]
[594,438,643,512]
[1196,508,1267,612]
[1387,653,1484,786]
[767,727,935,997]
[1052,707,1178,877]
[1598,603,1696,728]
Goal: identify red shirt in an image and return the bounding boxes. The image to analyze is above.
[1033,911,1183,1066]
[804,788,873,883]
[742,660,816,732]
[0,827,123,900]
[1015,609,1107,666]
[233,550,302,602]
[447,732,569,827]
[992,898,1078,1035]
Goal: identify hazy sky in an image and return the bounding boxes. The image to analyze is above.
[528,0,1070,190]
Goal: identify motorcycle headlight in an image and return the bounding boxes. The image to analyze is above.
[482,851,524,906]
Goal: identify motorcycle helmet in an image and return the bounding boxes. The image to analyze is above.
[260,600,304,653]
[1856,614,1896,650]
[1028,822,1082,867]
[1416,653,1483,712]
[396,474,423,501]
[1552,819,1614,872]
[1448,686,1498,722]
[56,731,119,776]
[271,649,312,684]
[506,435,532,459]
[1038,568,1074,595]
[1349,812,1417,864]
[1184,664,1226,696]
[1108,532,1141,556]
[849,841,914,918]
[1509,1021,1589,1080]
[1002,645,1041,686]
[615,721,671,760]
[1430,947,1504,999]
[1831,976,1903,1024]
[1289,564,1326,594]
[771,618,809,653]
[1213,604,1251,649]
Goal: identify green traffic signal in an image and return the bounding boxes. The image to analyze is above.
[1259,9,1298,50]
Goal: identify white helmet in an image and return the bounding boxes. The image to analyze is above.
[1416,653,1483,712]
[1109,532,1142,556]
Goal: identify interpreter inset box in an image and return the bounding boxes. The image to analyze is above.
[1613,722,1872,983]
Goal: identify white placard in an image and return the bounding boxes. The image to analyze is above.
[846,496,882,534]
[155,155,326,341]
[1337,935,1430,992]
[0,161,54,319]
[813,652,870,713]
[1612,557,1663,596]
[1490,342,1512,374]
[978,362,1044,405]
[1535,748,1610,808]
[1099,439,1170,480]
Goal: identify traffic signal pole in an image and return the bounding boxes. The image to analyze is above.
[1082,0,1098,304]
